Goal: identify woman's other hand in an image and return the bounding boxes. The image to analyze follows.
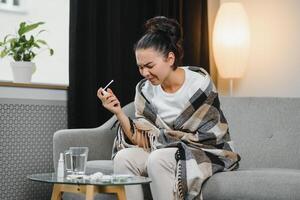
[132,131,150,149]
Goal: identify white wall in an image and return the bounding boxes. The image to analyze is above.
[212,0,300,97]
[0,0,69,85]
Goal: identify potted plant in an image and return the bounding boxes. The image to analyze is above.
[0,21,54,83]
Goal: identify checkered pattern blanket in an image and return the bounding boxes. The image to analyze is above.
[112,67,241,200]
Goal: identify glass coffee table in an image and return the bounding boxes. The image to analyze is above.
[28,173,151,200]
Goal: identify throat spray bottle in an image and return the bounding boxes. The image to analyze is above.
[57,153,64,178]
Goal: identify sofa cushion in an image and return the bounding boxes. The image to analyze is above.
[78,160,300,200]
[202,168,300,200]
[220,97,300,169]
[86,160,113,175]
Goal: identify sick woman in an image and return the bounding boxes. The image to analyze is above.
[97,16,240,200]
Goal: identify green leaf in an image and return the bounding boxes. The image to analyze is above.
[10,48,16,54]
[3,34,14,43]
[29,35,34,42]
[17,47,25,54]
[7,38,17,44]
[28,35,34,47]
[0,47,9,58]
[50,48,54,56]
[13,54,22,61]
[33,43,40,48]
[23,53,32,61]
[36,29,46,36]
[36,39,47,45]
[0,50,8,58]
[30,52,36,60]
[3,35,8,43]
[19,35,26,43]
[18,22,45,36]
[20,22,26,28]
[18,22,26,36]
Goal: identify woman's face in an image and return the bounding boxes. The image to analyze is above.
[135,48,175,85]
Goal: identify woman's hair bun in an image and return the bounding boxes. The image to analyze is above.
[144,16,182,43]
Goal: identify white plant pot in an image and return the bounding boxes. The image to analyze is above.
[10,61,36,83]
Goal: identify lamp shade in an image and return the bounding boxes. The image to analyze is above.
[212,2,250,79]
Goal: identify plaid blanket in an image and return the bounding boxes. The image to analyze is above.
[112,66,241,200]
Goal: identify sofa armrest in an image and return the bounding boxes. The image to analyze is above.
[53,115,117,171]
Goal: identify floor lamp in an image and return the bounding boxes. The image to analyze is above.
[212,2,250,96]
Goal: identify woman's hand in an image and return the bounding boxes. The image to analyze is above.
[97,87,150,149]
[97,88,122,115]
[132,131,150,149]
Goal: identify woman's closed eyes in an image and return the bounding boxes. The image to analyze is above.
[137,62,154,70]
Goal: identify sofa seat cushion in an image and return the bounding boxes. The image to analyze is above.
[202,168,300,200]
[86,160,113,175]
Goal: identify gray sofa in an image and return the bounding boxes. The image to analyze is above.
[53,97,300,200]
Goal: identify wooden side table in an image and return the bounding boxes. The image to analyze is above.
[51,183,126,200]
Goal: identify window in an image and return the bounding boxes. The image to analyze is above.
[0,0,69,85]
[0,0,25,13]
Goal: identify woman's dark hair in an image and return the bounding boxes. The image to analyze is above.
[134,16,184,70]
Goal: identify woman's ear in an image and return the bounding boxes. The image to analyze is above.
[166,52,175,66]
